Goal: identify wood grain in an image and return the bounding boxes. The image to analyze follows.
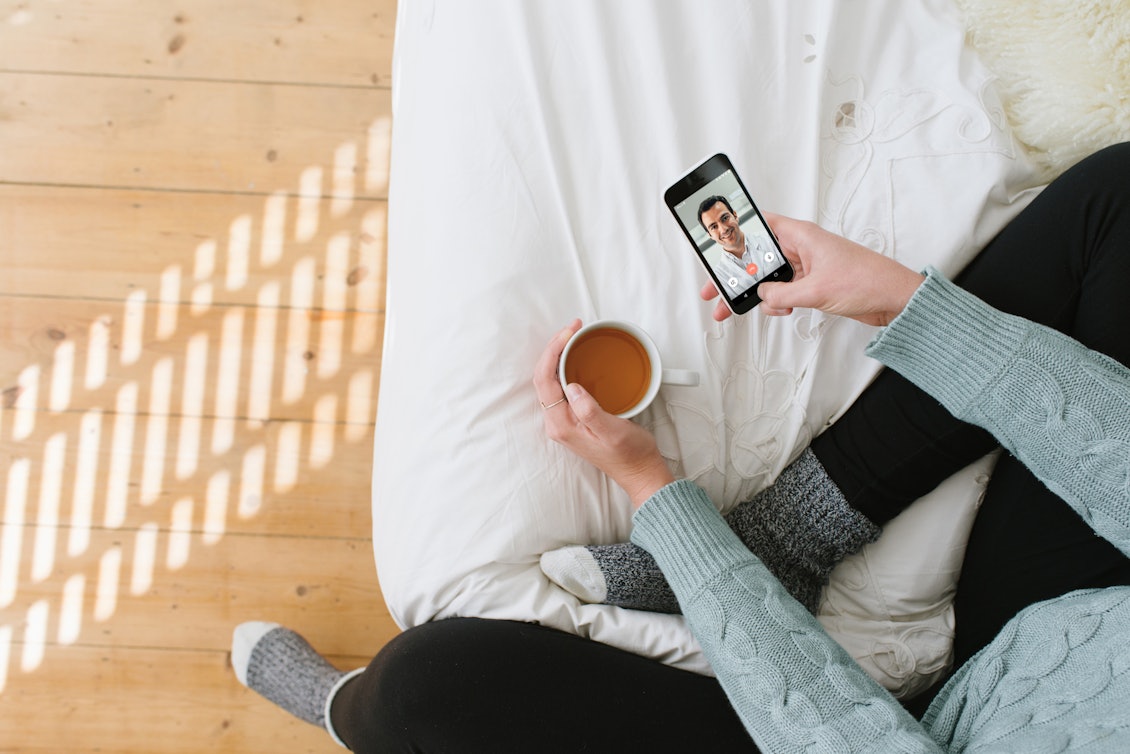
[0,73,392,196]
[1,525,392,654]
[0,296,382,423]
[1,644,374,753]
[0,1,399,750]
[0,185,387,308]
[0,0,396,87]
[0,411,376,538]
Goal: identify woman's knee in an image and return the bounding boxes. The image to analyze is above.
[328,618,532,753]
[1050,142,1130,213]
[328,620,465,752]
[1073,141,1130,181]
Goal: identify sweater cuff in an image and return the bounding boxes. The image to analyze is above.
[630,479,756,600]
[865,267,1032,420]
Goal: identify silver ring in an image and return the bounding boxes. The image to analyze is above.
[540,397,567,410]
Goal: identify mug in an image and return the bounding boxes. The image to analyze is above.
[558,320,699,419]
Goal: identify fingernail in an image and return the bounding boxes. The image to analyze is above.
[565,383,584,401]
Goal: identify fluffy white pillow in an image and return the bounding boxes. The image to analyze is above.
[957,0,1130,179]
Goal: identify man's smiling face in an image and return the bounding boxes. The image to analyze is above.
[701,201,744,254]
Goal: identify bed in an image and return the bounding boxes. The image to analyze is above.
[373,0,1126,699]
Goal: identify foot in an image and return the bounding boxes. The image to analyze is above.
[231,621,351,730]
[540,543,680,613]
[541,448,882,615]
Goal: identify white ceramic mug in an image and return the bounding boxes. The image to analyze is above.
[558,320,699,419]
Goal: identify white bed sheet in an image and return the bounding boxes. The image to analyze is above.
[374,0,1042,695]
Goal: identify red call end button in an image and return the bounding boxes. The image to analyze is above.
[746,263,759,276]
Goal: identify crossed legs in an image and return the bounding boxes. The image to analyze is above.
[234,144,1130,751]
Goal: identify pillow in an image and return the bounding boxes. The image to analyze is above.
[819,453,999,699]
[956,0,1130,179]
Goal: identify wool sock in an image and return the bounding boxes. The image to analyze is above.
[231,621,361,742]
[540,448,882,614]
[540,543,680,613]
[722,447,883,612]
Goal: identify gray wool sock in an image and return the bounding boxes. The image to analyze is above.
[722,447,882,613]
[232,622,346,729]
[541,447,881,615]
[541,543,680,613]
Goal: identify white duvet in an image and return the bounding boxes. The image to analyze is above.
[374,0,1042,697]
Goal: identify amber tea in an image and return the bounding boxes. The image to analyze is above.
[562,327,652,415]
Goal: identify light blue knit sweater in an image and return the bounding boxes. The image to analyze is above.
[631,269,1130,752]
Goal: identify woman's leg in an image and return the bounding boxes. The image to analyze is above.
[946,143,1130,666]
[816,143,1130,525]
[330,618,759,754]
[816,144,1130,704]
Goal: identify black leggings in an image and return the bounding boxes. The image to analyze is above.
[331,617,756,753]
[332,144,1130,752]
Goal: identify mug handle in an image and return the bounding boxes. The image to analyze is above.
[660,369,699,387]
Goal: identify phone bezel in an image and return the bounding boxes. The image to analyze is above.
[664,153,792,314]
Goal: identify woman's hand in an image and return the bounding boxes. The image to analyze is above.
[534,321,675,509]
[702,213,925,326]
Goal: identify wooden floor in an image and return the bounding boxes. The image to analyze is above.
[0,2,400,751]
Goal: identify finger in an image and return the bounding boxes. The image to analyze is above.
[759,280,809,314]
[761,210,783,227]
[565,382,618,436]
[534,320,581,403]
[699,281,734,321]
[761,213,805,265]
[761,212,793,252]
[757,281,787,310]
[761,211,798,236]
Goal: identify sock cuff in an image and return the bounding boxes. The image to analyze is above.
[324,667,366,749]
[722,448,881,611]
[755,448,881,561]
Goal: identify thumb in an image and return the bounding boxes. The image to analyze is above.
[757,280,792,309]
[760,274,820,311]
[566,383,617,431]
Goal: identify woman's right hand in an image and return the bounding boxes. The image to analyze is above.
[701,214,925,327]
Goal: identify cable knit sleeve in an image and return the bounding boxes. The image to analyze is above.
[866,268,1130,558]
[629,268,1130,751]
[631,480,943,752]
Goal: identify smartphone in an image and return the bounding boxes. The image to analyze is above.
[664,153,793,315]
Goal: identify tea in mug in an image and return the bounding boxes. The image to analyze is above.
[562,327,652,415]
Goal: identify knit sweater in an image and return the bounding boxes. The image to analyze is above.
[631,268,1130,752]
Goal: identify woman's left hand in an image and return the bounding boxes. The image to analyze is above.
[535,321,675,509]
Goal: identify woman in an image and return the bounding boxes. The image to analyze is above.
[232,144,1130,752]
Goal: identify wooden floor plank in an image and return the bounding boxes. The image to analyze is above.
[0,184,387,309]
[0,411,375,538]
[0,525,391,656]
[0,0,396,88]
[0,644,373,753]
[0,73,392,195]
[0,296,382,423]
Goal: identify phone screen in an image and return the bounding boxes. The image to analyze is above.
[665,154,792,313]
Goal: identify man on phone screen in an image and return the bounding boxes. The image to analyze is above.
[698,195,777,295]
